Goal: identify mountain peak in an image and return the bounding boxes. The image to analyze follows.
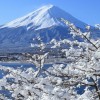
[35,4,54,12]
[40,4,54,9]
[0,5,92,51]
[1,4,87,30]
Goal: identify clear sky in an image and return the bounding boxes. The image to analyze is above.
[0,0,100,25]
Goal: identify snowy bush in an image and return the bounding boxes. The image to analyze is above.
[0,19,100,100]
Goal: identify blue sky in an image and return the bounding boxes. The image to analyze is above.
[0,0,100,25]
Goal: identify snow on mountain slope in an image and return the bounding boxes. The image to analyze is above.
[1,4,87,30]
[0,4,97,52]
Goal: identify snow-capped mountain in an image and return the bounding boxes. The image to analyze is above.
[0,4,99,52]
[1,5,86,30]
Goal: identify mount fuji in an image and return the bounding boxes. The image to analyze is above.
[1,5,87,29]
[0,4,99,53]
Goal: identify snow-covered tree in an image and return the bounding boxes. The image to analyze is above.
[61,18,100,99]
[23,37,48,77]
[0,19,100,100]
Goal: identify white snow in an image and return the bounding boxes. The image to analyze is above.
[0,4,86,30]
[0,4,89,50]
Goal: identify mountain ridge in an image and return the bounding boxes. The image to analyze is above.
[0,4,87,30]
[0,4,99,53]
